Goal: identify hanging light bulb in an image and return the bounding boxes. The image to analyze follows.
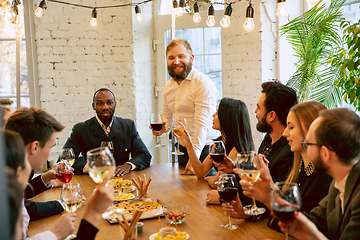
[172,0,180,17]
[35,0,47,18]
[276,0,289,18]
[134,5,143,22]
[90,8,97,27]
[243,2,255,32]
[220,4,232,28]
[3,4,13,22]
[192,2,201,23]
[14,0,24,11]
[307,0,320,4]
[206,4,215,27]
[177,0,185,16]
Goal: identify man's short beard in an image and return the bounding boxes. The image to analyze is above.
[168,61,192,81]
[313,152,328,175]
[256,114,272,133]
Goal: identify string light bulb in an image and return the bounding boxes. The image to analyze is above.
[243,2,254,32]
[193,2,201,23]
[3,4,12,22]
[90,8,97,27]
[220,4,232,28]
[14,0,24,11]
[206,4,215,27]
[276,0,289,18]
[135,5,143,22]
[177,0,185,16]
[35,0,47,18]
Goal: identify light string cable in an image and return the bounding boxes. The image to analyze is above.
[47,0,154,9]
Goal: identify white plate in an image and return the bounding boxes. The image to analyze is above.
[149,233,189,240]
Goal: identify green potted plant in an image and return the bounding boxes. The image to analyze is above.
[280,0,345,107]
[331,19,360,111]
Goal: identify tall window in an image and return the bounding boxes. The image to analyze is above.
[165,27,223,104]
[0,6,30,109]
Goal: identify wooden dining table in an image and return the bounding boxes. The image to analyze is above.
[28,163,292,240]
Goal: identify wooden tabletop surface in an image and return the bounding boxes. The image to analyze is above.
[28,163,292,240]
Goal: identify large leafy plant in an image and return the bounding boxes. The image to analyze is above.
[280,0,345,107]
[331,19,360,111]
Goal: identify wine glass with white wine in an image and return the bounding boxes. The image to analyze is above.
[60,183,83,239]
[234,151,266,216]
[171,116,187,156]
[87,147,115,184]
[59,148,75,166]
[100,141,114,156]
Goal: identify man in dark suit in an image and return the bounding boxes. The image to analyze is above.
[280,108,360,240]
[5,107,65,221]
[65,88,151,177]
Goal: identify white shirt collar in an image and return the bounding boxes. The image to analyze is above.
[95,115,113,137]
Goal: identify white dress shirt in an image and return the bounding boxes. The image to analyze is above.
[22,199,57,240]
[334,174,349,214]
[161,67,219,158]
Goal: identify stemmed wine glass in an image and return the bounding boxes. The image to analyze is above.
[172,116,187,156]
[87,147,115,184]
[55,161,73,183]
[209,141,226,163]
[217,174,238,229]
[61,183,83,239]
[235,151,266,216]
[150,113,165,148]
[271,182,301,240]
[100,141,114,155]
[59,148,75,166]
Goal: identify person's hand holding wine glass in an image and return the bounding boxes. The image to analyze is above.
[150,113,166,148]
[217,174,239,230]
[55,160,74,184]
[234,151,266,216]
[271,182,301,240]
[172,116,187,156]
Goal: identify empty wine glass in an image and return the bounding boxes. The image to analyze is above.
[150,113,165,148]
[60,183,83,239]
[217,174,238,229]
[100,141,114,155]
[209,141,226,163]
[271,182,301,240]
[235,151,266,216]
[59,148,75,166]
[87,147,115,184]
[172,117,187,156]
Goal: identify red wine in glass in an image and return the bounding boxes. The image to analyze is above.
[273,206,299,223]
[218,187,238,202]
[210,153,225,163]
[56,172,73,183]
[151,123,163,131]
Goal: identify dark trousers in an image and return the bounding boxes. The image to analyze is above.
[178,144,217,177]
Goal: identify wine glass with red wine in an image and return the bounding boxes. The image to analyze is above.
[271,182,301,240]
[217,174,238,230]
[55,161,74,183]
[150,113,166,148]
[209,141,226,163]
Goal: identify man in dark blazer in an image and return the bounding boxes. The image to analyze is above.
[5,107,65,221]
[280,108,360,240]
[65,88,151,177]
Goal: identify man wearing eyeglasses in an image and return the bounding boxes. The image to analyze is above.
[280,108,360,240]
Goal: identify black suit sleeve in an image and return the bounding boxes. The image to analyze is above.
[128,121,151,170]
[73,219,99,240]
[63,124,87,174]
[25,199,64,221]
[25,173,49,198]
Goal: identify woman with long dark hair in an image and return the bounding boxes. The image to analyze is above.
[179,97,254,181]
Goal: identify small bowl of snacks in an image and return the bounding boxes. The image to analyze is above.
[163,204,189,225]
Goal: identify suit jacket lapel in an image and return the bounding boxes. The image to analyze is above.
[108,117,122,140]
[327,185,341,237]
[90,117,108,139]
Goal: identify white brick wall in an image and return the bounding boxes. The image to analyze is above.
[33,0,275,162]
